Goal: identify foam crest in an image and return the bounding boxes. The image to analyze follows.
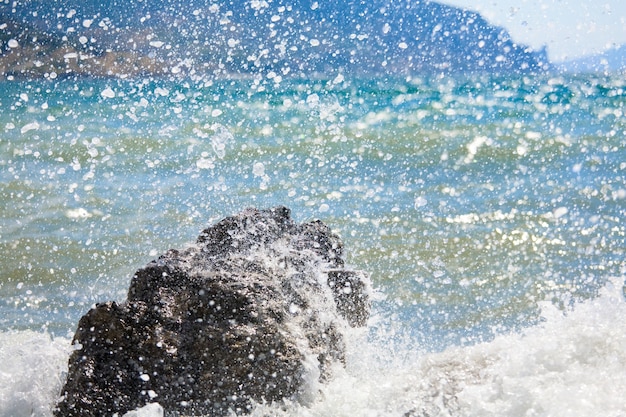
[0,331,70,417]
[450,278,626,416]
[1,279,624,417]
[246,278,626,417]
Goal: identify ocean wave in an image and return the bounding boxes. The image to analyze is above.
[1,279,624,417]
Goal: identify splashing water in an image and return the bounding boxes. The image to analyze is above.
[1,279,625,417]
[1,74,625,416]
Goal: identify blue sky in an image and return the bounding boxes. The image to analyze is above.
[440,0,626,62]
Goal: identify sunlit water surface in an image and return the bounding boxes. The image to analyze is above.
[1,74,625,416]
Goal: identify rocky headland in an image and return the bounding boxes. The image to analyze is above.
[1,0,550,79]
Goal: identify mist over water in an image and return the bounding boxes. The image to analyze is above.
[1,73,625,416]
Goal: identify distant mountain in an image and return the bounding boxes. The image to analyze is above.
[1,0,551,78]
[559,45,626,73]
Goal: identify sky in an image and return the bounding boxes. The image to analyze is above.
[440,0,626,62]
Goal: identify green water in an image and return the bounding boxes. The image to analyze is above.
[1,74,624,348]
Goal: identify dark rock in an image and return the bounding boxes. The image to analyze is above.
[55,206,370,416]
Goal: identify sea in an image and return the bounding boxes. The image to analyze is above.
[0,72,625,416]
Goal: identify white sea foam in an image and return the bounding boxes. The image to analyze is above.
[121,402,164,417]
[1,280,624,417]
[247,279,626,417]
[0,331,70,417]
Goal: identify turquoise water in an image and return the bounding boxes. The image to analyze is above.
[1,73,625,416]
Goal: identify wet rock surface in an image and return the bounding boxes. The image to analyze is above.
[55,206,370,416]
